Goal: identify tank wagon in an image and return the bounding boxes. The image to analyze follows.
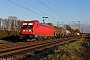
[20,20,70,41]
[53,26,66,38]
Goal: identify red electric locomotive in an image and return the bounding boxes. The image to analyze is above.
[20,20,54,40]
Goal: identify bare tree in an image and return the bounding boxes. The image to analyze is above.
[8,16,18,31]
[0,18,2,30]
[0,16,22,33]
[1,19,6,30]
[17,20,22,32]
[8,16,18,20]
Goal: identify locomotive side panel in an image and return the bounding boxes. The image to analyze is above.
[33,21,40,34]
[39,24,54,36]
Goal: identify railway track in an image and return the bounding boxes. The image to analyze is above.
[0,37,79,59]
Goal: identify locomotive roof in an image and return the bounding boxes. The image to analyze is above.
[39,23,53,27]
[23,20,39,22]
[22,20,53,27]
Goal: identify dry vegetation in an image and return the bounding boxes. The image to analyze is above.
[41,38,88,60]
[0,16,22,43]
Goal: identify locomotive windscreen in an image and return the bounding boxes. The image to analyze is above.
[22,23,33,28]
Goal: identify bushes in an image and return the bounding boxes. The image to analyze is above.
[0,30,20,39]
[41,38,86,60]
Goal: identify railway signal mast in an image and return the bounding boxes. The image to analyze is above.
[72,21,80,32]
[42,16,48,24]
[57,22,59,27]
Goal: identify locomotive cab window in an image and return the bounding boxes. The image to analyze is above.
[28,23,33,28]
[22,23,33,28]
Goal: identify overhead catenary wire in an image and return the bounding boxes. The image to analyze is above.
[72,21,79,26]
[47,0,72,25]
[7,0,56,23]
[21,0,57,22]
[7,0,43,16]
[47,0,68,21]
[37,0,67,22]
[7,0,69,26]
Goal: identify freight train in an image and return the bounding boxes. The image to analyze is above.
[20,20,71,41]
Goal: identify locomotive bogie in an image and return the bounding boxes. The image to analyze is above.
[20,34,34,39]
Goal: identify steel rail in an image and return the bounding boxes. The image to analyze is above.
[0,37,78,57]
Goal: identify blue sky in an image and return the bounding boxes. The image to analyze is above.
[0,0,90,33]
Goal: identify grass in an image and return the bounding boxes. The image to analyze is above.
[40,38,85,60]
[0,40,12,43]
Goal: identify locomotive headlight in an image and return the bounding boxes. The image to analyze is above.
[29,30,31,32]
[23,30,25,32]
[29,30,33,32]
[29,30,32,32]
